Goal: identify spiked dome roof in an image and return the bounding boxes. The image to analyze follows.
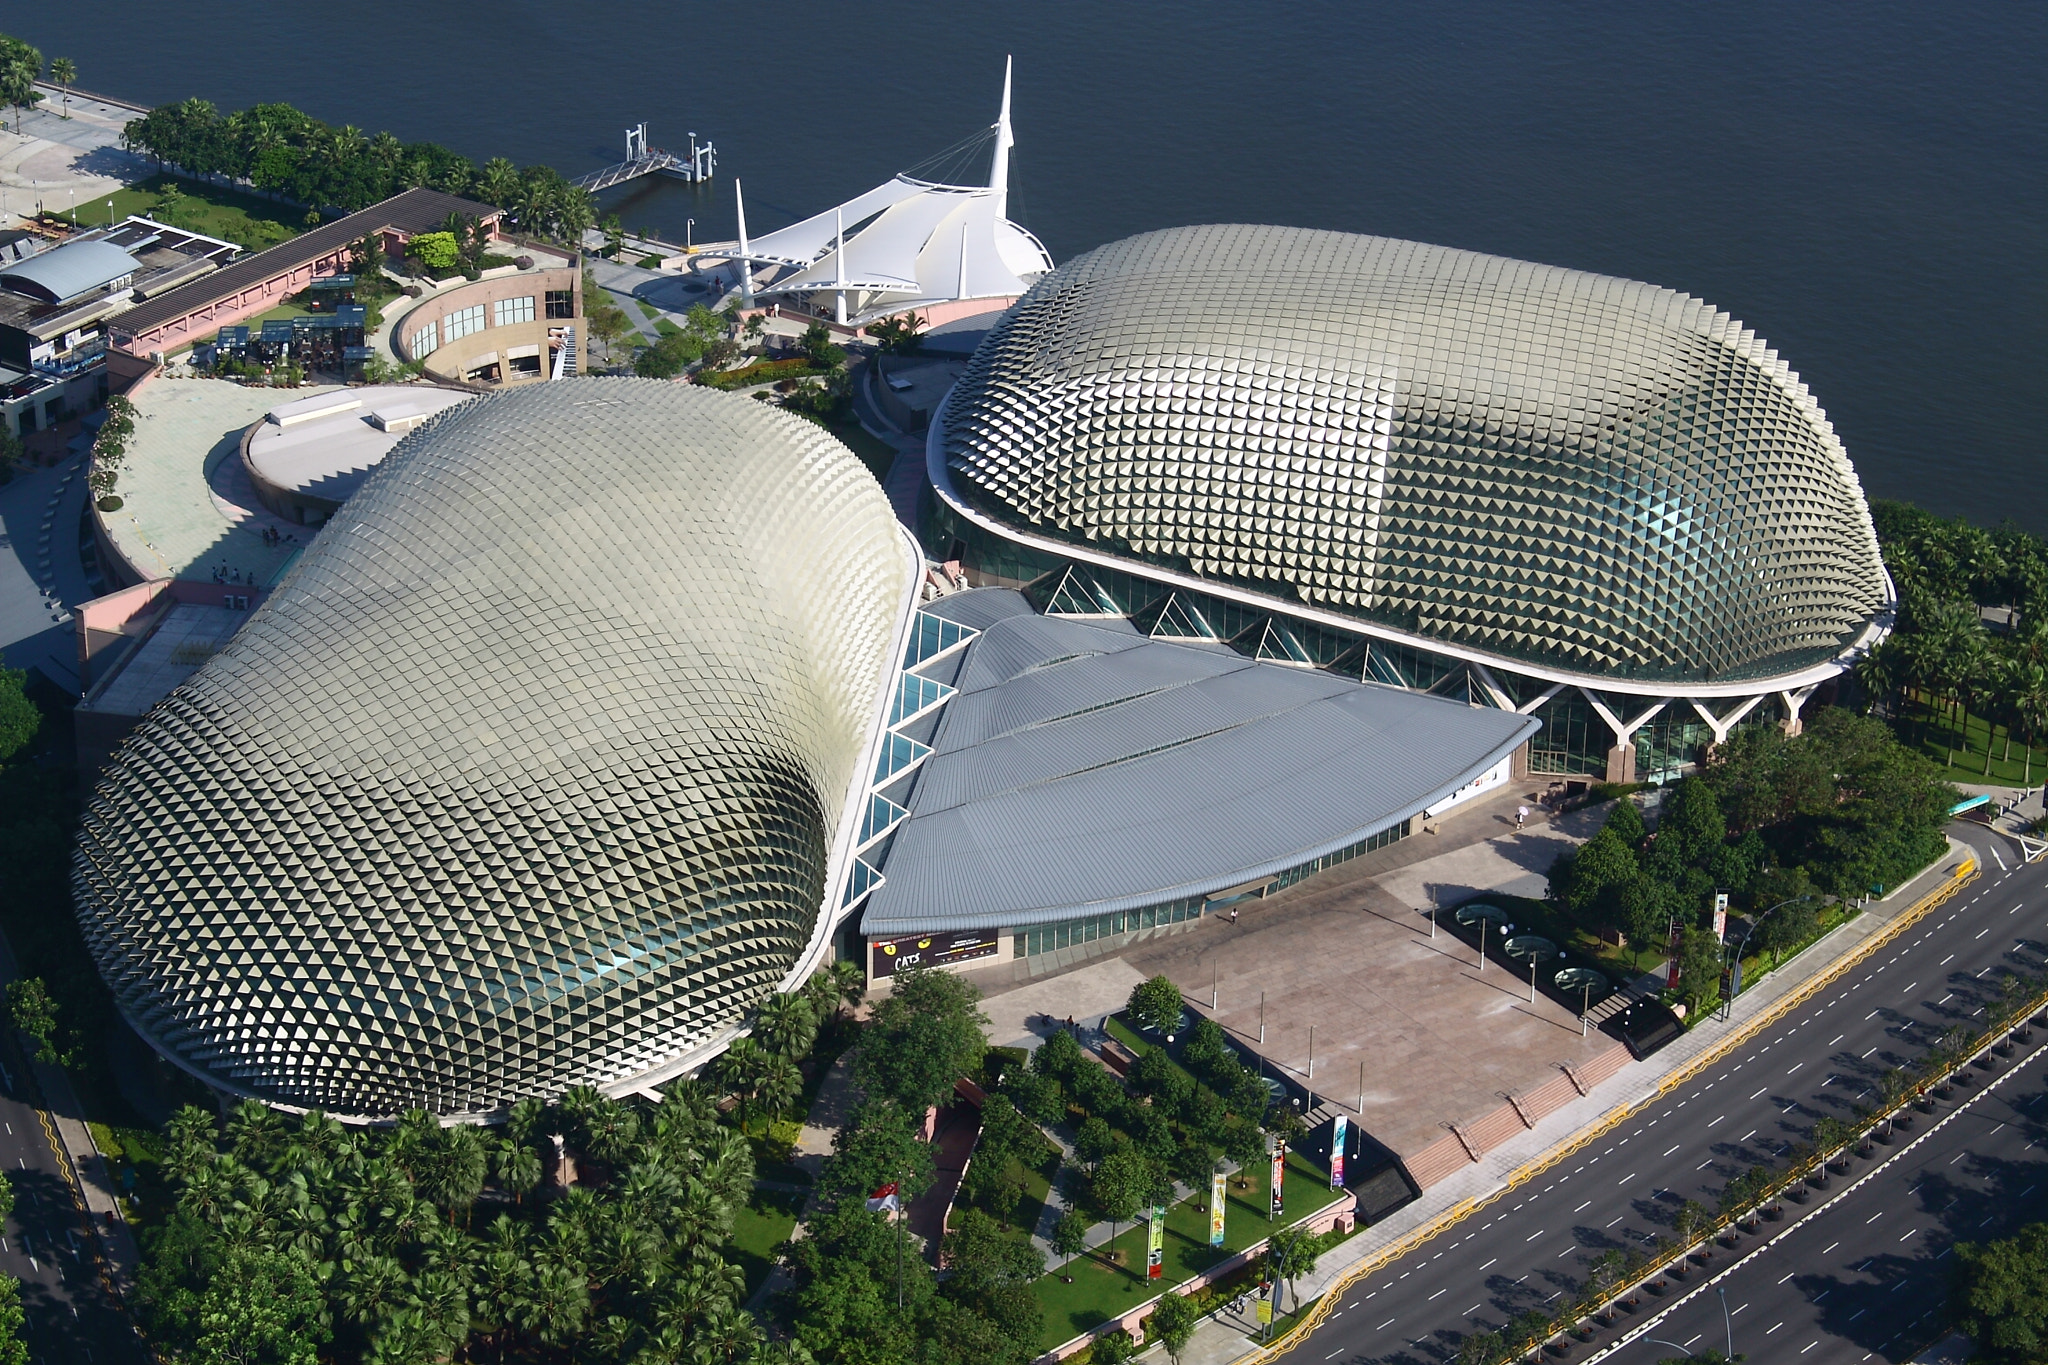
[939,225,1891,689]
[72,380,917,1119]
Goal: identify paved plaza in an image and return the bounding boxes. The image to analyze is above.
[979,787,1617,1166]
[0,85,155,224]
[107,378,335,586]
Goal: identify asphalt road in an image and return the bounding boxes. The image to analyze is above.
[1292,824,2048,1365]
[0,1038,146,1365]
[1608,1040,2046,1364]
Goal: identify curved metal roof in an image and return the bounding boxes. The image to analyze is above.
[0,238,136,303]
[941,225,1890,687]
[861,590,1536,936]
[73,380,914,1118]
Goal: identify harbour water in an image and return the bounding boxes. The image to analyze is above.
[12,1,2043,530]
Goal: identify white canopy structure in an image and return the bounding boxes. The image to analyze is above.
[709,59,1053,325]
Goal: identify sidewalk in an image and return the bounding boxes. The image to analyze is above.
[1136,835,1980,1364]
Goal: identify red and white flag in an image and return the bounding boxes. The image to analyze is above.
[866,1182,901,1213]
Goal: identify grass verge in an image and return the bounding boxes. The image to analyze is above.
[729,1187,804,1300]
[72,175,304,252]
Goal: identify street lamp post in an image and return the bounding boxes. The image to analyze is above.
[1718,1285,1734,1360]
[1722,894,1813,1020]
[686,217,695,250]
[1529,956,1538,1004]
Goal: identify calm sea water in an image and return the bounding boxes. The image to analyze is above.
[17,2,2044,530]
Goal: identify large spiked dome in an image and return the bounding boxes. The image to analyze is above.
[939,225,1890,688]
[72,381,915,1119]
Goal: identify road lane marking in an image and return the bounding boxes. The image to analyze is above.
[1428,1287,1447,1300]
[1479,1258,1496,1271]
[1767,1321,1784,1334]
[1749,1087,1768,1098]
[1663,1145,1681,1156]
[1708,1115,1725,1127]
[1575,1200,1592,1212]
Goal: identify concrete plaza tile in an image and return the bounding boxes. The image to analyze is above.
[108,379,335,584]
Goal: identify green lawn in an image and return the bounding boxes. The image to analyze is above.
[247,301,313,327]
[71,175,306,253]
[729,1188,804,1300]
[1898,692,2046,784]
[635,299,661,323]
[1033,1150,1344,1350]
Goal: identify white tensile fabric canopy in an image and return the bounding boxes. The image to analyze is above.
[705,60,1052,324]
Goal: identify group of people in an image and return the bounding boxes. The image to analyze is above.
[258,525,294,548]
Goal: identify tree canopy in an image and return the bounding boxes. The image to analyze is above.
[120,96,595,238]
[1951,1221,2048,1364]
[855,966,988,1114]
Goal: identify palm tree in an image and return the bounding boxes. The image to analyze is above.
[337,1252,409,1328]
[226,1098,287,1172]
[579,1097,642,1169]
[166,1105,218,1182]
[48,58,74,120]
[754,990,819,1060]
[493,1138,541,1206]
[0,37,41,134]
[754,1055,802,1123]
[418,1124,487,1222]
[517,1257,592,1345]
[478,157,520,208]
[505,1094,547,1148]
[2011,659,2048,787]
[365,1306,447,1365]
[828,958,867,1015]
[1852,640,1899,719]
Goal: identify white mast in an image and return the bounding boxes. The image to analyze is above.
[833,205,848,325]
[989,55,1014,223]
[734,178,753,308]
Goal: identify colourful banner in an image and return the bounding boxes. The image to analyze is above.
[870,930,998,978]
[1209,1168,1227,1246]
[1330,1115,1348,1190]
[1255,1297,1273,1325]
[1270,1141,1286,1220]
[1146,1203,1166,1279]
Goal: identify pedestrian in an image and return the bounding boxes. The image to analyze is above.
[1516,804,1528,830]
[1229,906,1238,924]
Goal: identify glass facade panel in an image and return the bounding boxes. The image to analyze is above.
[1633,702,1714,785]
[873,732,931,782]
[408,319,439,358]
[1528,691,1609,776]
[890,673,953,725]
[842,858,884,907]
[1015,897,1205,958]
[1011,818,1411,959]
[494,295,536,326]
[906,612,974,666]
[858,793,906,846]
